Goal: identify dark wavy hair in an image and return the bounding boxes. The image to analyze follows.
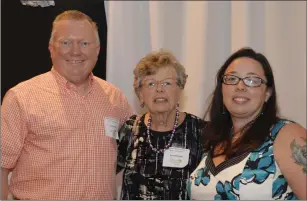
[203,47,280,158]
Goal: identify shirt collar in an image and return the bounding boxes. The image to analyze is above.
[51,67,94,93]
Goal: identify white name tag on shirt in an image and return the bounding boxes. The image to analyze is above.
[162,147,190,168]
[104,117,120,140]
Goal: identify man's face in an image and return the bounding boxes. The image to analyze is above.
[49,19,100,85]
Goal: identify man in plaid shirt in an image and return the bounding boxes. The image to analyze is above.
[1,10,133,200]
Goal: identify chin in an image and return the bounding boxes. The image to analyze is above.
[231,113,250,119]
[150,108,169,114]
[229,109,250,117]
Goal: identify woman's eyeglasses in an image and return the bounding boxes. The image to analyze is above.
[222,74,267,87]
[141,78,179,89]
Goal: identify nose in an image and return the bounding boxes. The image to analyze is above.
[236,79,247,91]
[156,82,164,92]
[70,42,82,55]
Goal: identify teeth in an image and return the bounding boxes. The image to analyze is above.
[154,98,167,102]
[234,97,248,102]
[68,60,83,64]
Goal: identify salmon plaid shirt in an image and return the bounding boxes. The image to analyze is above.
[1,68,134,200]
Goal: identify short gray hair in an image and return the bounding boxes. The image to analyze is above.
[133,49,188,97]
[49,10,100,44]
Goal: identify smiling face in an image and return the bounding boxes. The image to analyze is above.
[138,66,183,115]
[49,19,100,85]
[222,57,272,120]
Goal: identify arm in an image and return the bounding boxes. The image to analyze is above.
[196,119,207,164]
[1,168,10,200]
[273,123,307,199]
[116,116,137,200]
[116,124,128,174]
[1,90,28,199]
[116,116,136,174]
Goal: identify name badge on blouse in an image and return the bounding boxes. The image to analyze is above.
[162,147,190,168]
[104,117,120,140]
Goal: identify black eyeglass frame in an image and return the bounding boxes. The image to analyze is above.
[222,74,267,87]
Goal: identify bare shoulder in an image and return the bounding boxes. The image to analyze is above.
[273,121,307,199]
[274,122,306,160]
[274,122,306,148]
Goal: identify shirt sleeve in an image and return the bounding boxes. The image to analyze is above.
[1,90,28,169]
[116,116,136,174]
[119,93,135,128]
[197,119,207,163]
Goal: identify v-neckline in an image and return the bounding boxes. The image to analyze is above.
[205,151,250,176]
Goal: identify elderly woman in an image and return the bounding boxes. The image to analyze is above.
[189,47,306,200]
[117,50,206,200]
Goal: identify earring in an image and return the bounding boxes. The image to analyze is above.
[140,102,145,108]
[176,102,180,109]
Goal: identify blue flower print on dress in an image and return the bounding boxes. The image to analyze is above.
[214,174,240,200]
[194,166,211,186]
[241,133,277,185]
[284,192,297,200]
[239,120,297,200]
[253,138,272,155]
[273,175,297,200]
[241,154,276,185]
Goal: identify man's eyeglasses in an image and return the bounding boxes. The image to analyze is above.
[141,78,179,89]
[222,74,267,87]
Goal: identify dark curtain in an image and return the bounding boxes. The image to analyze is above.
[1,0,107,101]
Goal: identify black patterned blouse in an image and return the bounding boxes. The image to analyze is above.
[117,113,207,200]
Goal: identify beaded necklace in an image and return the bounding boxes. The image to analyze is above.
[146,108,180,153]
